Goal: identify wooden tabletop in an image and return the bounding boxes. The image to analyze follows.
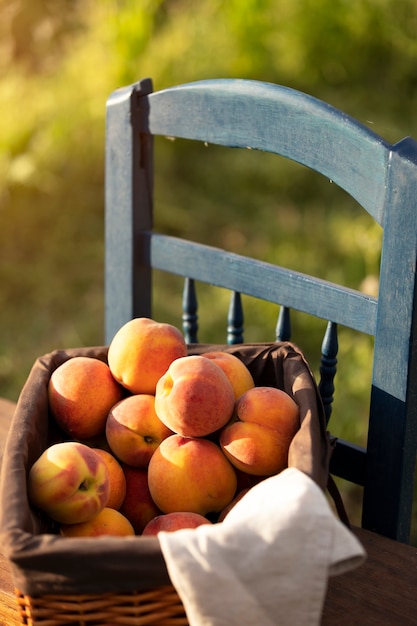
[0,396,416,626]
[0,398,21,625]
[322,527,417,625]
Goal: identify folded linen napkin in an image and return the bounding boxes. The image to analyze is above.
[159,467,366,626]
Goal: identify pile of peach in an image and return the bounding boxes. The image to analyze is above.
[28,317,300,538]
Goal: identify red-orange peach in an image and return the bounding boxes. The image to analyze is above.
[219,420,291,475]
[148,434,237,515]
[219,386,299,476]
[201,351,255,400]
[155,355,235,437]
[106,394,173,467]
[48,356,124,440]
[60,507,135,537]
[142,511,212,535]
[119,466,162,534]
[92,448,126,510]
[107,317,187,394]
[234,386,300,441]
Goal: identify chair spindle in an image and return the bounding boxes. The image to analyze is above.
[227,291,244,344]
[318,321,338,424]
[276,306,291,341]
[182,278,199,344]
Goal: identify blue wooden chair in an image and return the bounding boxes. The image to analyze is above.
[105,78,417,622]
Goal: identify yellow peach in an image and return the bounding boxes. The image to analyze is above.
[48,356,124,440]
[148,434,237,515]
[60,507,135,537]
[155,355,235,437]
[201,351,255,400]
[107,317,187,394]
[105,394,173,467]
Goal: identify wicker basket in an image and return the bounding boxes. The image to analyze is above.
[15,586,187,626]
[1,342,332,626]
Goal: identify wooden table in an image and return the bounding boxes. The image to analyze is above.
[0,397,416,625]
[0,398,21,625]
[322,527,417,625]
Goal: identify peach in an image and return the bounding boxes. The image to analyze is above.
[201,351,255,400]
[219,386,300,476]
[92,448,126,510]
[28,442,110,524]
[142,511,212,535]
[148,434,237,515]
[219,420,291,475]
[107,317,187,394]
[155,355,235,437]
[218,488,251,522]
[119,466,162,534]
[234,386,299,439]
[60,507,135,537]
[106,394,173,467]
[48,356,124,440]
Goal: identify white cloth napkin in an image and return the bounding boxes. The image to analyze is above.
[158,467,366,626]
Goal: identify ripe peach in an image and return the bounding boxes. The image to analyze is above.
[148,434,237,515]
[107,317,187,394]
[219,386,300,476]
[28,442,110,524]
[60,507,135,537]
[201,351,255,400]
[235,386,299,441]
[155,355,235,437]
[106,394,173,467]
[92,448,126,510]
[218,488,251,522]
[48,356,124,440]
[142,511,212,535]
[219,420,291,475]
[119,466,162,534]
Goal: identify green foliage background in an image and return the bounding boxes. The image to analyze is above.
[1,0,417,537]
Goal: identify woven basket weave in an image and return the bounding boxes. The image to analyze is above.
[1,342,332,626]
[15,586,187,626]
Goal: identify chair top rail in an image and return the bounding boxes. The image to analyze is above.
[137,78,391,226]
[146,232,377,335]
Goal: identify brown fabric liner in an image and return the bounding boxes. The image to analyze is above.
[0,342,335,597]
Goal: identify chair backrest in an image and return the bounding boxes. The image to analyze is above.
[105,78,417,543]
